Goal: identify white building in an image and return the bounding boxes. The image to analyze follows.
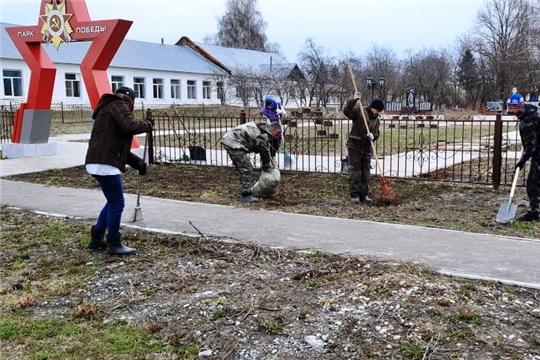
[1,22,299,108]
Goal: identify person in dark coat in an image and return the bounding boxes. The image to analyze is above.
[85,86,153,255]
[507,93,540,221]
[221,119,281,203]
[260,97,286,158]
[343,95,383,204]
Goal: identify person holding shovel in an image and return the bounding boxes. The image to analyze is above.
[85,86,154,255]
[221,118,282,203]
[343,94,383,204]
[507,93,540,222]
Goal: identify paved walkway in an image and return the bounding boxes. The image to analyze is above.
[1,136,539,290]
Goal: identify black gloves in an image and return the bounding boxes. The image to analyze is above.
[137,161,147,176]
[516,158,526,170]
[145,117,154,127]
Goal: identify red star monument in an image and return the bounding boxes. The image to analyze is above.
[5,0,132,143]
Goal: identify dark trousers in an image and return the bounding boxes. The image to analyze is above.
[269,138,281,158]
[347,148,371,198]
[92,174,125,237]
[526,160,540,211]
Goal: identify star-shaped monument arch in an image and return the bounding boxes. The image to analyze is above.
[5,0,132,142]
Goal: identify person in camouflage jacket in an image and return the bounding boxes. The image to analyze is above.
[343,96,383,204]
[507,93,540,221]
[221,119,282,203]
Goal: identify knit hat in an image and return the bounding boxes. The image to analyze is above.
[115,86,135,100]
[369,99,384,112]
[506,93,524,109]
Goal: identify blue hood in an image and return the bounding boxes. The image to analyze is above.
[264,97,277,111]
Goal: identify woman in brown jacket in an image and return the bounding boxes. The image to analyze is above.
[85,86,153,255]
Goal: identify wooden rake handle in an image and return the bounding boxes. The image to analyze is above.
[508,150,523,206]
[346,63,385,177]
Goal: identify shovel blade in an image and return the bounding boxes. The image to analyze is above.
[130,206,144,222]
[496,203,517,223]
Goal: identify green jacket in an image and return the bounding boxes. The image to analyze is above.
[517,104,540,164]
[343,99,380,152]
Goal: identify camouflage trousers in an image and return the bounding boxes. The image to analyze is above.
[227,149,253,193]
[526,160,540,211]
[347,148,372,197]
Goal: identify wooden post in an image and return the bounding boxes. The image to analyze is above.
[240,109,246,124]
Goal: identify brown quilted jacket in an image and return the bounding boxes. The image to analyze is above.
[85,93,153,172]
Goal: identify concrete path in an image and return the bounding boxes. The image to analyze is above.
[1,135,539,290]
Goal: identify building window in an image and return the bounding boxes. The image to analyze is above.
[187,80,196,99]
[134,77,145,98]
[171,79,181,99]
[153,78,164,99]
[202,80,211,100]
[111,76,124,92]
[65,73,81,98]
[3,69,23,97]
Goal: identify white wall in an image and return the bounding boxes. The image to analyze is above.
[1,58,223,106]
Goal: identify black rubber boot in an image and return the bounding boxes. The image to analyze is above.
[241,191,260,203]
[106,234,138,256]
[87,226,107,250]
[360,195,373,204]
[517,210,539,222]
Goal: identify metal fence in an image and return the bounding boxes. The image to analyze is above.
[0,101,526,188]
[0,101,94,125]
[0,101,185,125]
[0,108,14,144]
[147,109,524,189]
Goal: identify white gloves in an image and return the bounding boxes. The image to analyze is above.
[276,107,287,118]
[366,133,374,142]
[353,92,362,100]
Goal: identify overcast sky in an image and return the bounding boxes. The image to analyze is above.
[1,0,486,62]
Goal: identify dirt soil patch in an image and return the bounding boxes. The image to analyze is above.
[5,163,539,239]
[1,207,539,359]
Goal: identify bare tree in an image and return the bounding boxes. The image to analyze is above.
[209,0,281,54]
[208,71,234,107]
[402,48,453,110]
[298,38,336,108]
[228,69,253,110]
[264,64,304,108]
[365,44,401,103]
[467,0,538,100]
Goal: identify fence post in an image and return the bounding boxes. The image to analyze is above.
[240,109,246,124]
[492,113,503,190]
[61,102,64,124]
[147,108,154,164]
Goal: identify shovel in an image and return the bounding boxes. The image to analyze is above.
[496,167,521,223]
[130,131,148,222]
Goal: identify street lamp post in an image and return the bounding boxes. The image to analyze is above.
[366,75,385,102]
[454,77,460,110]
